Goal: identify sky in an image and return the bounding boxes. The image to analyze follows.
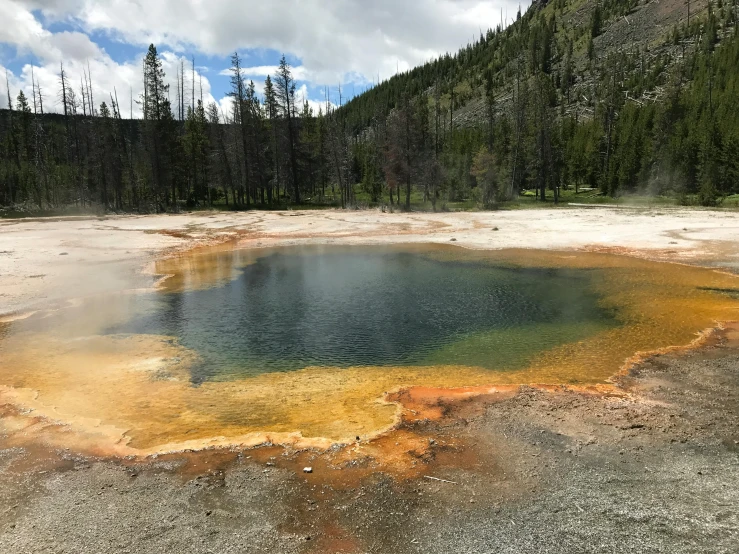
[0,0,528,119]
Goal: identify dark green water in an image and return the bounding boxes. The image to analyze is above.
[107,247,617,382]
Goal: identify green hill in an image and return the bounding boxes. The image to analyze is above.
[1,0,737,214]
[340,0,739,207]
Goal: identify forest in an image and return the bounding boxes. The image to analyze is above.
[0,0,737,214]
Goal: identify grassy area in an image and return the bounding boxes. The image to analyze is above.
[4,184,738,219]
[350,185,729,212]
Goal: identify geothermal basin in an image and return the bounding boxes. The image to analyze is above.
[1,208,739,553]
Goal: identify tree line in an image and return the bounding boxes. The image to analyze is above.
[1,0,738,214]
[0,47,354,213]
[345,0,739,207]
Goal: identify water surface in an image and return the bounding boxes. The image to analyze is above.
[2,244,738,451]
[108,247,615,381]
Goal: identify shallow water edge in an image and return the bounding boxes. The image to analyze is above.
[1,243,739,457]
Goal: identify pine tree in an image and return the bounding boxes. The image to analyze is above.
[274,55,300,203]
[206,102,235,205]
[384,92,418,210]
[591,5,603,38]
[229,52,251,206]
[140,44,174,209]
[484,72,496,151]
[264,75,281,202]
[470,146,498,207]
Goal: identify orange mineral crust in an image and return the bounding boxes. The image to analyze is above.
[1,245,738,457]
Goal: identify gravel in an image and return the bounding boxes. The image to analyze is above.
[1,326,738,554]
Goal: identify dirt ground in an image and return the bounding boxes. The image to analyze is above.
[1,206,739,553]
[3,206,739,317]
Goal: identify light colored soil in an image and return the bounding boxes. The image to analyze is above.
[2,207,739,317]
[1,206,739,553]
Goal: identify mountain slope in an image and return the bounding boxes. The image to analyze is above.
[343,0,717,130]
[340,0,738,205]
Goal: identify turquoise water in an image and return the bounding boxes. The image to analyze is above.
[106,247,617,381]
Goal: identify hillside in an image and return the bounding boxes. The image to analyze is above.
[0,0,737,214]
[341,0,739,207]
[342,0,724,129]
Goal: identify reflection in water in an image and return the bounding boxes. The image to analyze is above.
[108,248,615,380]
[1,245,738,453]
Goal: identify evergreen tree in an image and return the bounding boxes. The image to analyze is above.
[470,146,498,207]
[141,44,175,209]
[1,2,737,213]
[274,55,300,203]
[264,75,281,202]
[229,51,252,206]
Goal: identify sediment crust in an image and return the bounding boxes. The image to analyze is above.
[2,322,738,553]
[3,207,739,316]
[2,208,739,552]
[2,244,738,457]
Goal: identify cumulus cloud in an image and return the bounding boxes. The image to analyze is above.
[1,1,101,62]
[219,65,312,82]
[294,84,337,115]
[12,0,526,82]
[3,0,529,114]
[2,50,217,118]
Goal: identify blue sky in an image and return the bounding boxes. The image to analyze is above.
[1,0,527,117]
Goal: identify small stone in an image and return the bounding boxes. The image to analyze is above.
[450,238,457,242]
[303,467,313,473]
[59,252,68,256]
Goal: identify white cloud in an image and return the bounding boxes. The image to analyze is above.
[7,0,527,86]
[216,95,235,121]
[2,49,218,118]
[217,65,311,85]
[3,0,529,114]
[246,65,310,81]
[0,1,103,62]
[48,31,101,61]
[294,84,336,115]
[0,1,48,55]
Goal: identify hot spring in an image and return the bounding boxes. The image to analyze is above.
[1,244,738,453]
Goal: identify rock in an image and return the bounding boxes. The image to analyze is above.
[303,467,313,473]
[450,238,457,242]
